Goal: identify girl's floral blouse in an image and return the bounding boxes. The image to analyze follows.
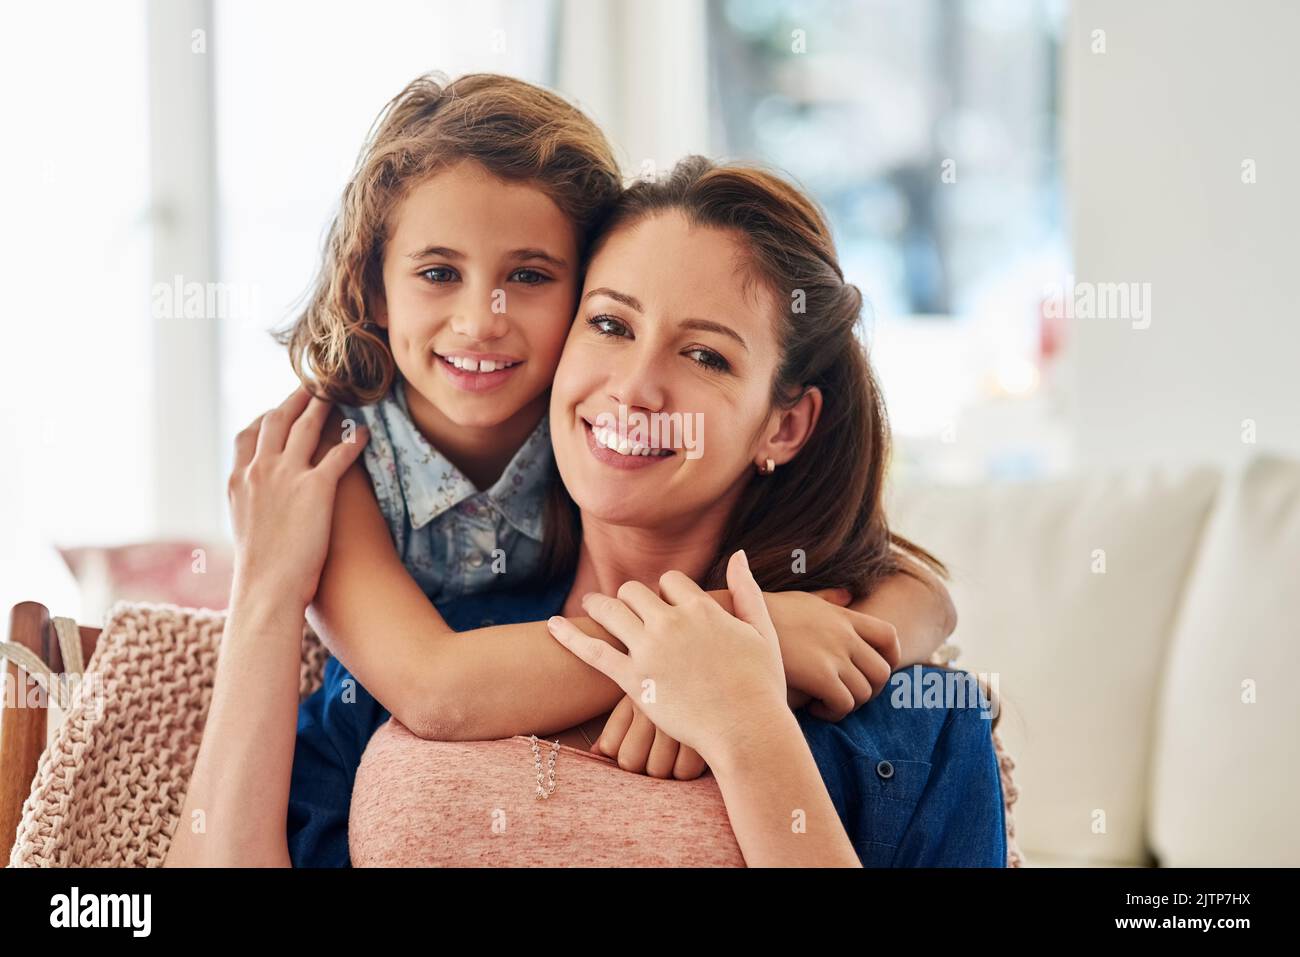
[336,376,551,605]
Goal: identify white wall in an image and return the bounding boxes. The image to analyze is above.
[1064,0,1300,471]
[557,0,710,174]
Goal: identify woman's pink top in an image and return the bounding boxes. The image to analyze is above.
[349,717,746,867]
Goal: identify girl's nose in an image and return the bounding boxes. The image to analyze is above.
[449,289,509,342]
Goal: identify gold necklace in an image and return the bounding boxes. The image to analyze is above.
[530,721,599,799]
[530,735,560,799]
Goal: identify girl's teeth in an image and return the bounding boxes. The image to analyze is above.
[444,356,517,372]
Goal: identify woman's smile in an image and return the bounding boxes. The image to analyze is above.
[582,416,678,470]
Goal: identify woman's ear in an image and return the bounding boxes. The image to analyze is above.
[759,385,823,467]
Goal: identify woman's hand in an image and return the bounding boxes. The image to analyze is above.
[547,550,791,767]
[764,589,900,722]
[228,386,368,613]
[592,694,709,780]
[589,585,898,769]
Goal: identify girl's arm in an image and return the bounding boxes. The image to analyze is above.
[307,446,627,742]
[308,412,953,742]
[313,464,954,740]
[311,462,925,742]
[854,555,956,667]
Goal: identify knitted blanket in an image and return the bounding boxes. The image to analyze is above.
[8,602,328,867]
[8,602,1021,867]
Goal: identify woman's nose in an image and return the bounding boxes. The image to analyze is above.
[607,353,667,413]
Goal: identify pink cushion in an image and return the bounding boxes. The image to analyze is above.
[60,541,234,611]
[349,718,745,867]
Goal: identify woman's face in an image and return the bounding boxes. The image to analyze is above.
[550,211,809,532]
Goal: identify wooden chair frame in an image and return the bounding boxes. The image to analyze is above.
[1,602,101,862]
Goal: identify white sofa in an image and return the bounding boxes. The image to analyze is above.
[887,454,1300,867]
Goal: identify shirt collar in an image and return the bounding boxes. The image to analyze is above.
[391,381,551,542]
[484,414,552,541]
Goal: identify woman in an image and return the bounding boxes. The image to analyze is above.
[164,158,1005,867]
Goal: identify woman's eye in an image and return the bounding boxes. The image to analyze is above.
[420,266,459,284]
[686,347,731,373]
[586,315,629,337]
[509,268,550,285]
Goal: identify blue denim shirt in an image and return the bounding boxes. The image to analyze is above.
[336,375,551,602]
[287,576,1007,867]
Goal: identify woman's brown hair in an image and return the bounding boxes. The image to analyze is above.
[542,155,947,601]
[278,72,623,404]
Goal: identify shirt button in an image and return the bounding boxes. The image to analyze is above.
[467,552,485,568]
[480,618,495,627]
[875,760,894,780]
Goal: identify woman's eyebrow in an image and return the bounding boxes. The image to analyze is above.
[680,318,748,352]
[585,288,749,351]
[584,286,643,311]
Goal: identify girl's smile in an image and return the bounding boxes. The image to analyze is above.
[435,351,526,392]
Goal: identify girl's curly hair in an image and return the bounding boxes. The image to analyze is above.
[278,73,623,404]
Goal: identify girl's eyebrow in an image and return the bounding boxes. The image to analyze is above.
[509,247,569,268]
[407,245,463,261]
[405,244,568,269]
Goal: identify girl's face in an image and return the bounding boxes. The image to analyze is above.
[376,159,580,430]
[549,211,819,532]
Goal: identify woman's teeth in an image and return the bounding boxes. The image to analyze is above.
[441,355,520,373]
[591,424,673,457]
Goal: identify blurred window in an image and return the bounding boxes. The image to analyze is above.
[708,0,1067,320]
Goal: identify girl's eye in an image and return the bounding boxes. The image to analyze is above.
[586,315,629,337]
[509,268,550,285]
[420,266,459,284]
[685,347,731,374]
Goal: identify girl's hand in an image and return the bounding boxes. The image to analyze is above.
[547,550,789,767]
[592,694,709,780]
[765,589,900,722]
[228,386,368,613]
